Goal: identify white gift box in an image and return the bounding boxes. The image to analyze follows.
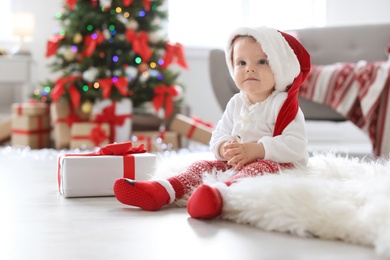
[91,98,132,143]
[58,152,156,198]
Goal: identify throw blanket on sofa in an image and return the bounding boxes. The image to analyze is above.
[299,61,390,157]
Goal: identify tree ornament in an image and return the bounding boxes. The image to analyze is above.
[125,66,138,78]
[172,85,184,101]
[126,19,139,30]
[63,47,76,61]
[148,31,162,44]
[138,63,149,73]
[73,33,83,44]
[82,67,99,82]
[81,100,93,114]
[103,28,111,39]
[99,0,112,8]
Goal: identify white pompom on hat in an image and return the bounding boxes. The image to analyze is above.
[225,26,311,136]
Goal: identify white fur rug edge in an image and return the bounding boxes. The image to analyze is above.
[153,152,390,258]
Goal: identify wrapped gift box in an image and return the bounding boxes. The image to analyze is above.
[51,101,90,149]
[11,103,51,149]
[169,114,213,145]
[58,145,157,198]
[70,122,110,150]
[0,116,11,144]
[91,98,132,143]
[131,131,180,152]
[12,102,50,116]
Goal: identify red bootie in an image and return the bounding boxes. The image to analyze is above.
[187,184,223,219]
[113,178,174,211]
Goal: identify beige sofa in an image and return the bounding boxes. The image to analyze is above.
[209,23,390,121]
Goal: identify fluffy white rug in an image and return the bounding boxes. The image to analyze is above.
[153,152,390,258]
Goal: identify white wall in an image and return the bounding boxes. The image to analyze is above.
[5,0,390,124]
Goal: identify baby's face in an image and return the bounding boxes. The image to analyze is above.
[232,37,275,104]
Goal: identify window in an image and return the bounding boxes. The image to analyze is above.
[168,0,326,47]
[0,0,12,40]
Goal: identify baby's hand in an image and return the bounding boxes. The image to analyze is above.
[225,142,265,170]
[221,140,238,161]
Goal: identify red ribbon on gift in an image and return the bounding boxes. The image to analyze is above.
[133,135,153,151]
[126,30,152,62]
[186,116,214,139]
[93,101,132,143]
[46,34,65,57]
[71,124,109,147]
[82,31,105,57]
[12,116,50,148]
[55,104,88,128]
[52,75,81,108]
[15,102,49,116]
[161,42,188,69]
[152,85,178,120]
[57,142,146,190]
[98,77,128,99]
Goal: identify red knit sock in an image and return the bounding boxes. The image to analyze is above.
[167,176,185,199]
[187,184,223,219]
[113,179,172,211]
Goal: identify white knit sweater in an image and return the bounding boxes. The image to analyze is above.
[210,91,309,167]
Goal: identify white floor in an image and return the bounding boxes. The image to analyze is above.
[0,146,386,260]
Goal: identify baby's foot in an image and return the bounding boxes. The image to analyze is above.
[113,179,171,211]
[187,184,223,219]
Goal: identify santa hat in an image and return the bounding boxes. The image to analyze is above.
[225,26,311,136]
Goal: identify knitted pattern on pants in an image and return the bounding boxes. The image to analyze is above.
[168,159,292,199]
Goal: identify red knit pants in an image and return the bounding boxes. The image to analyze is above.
[168,159,293,199]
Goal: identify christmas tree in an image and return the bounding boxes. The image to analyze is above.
[33,0,188,119]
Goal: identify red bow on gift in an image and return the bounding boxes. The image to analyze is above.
[93,101,131,143]
[52,75,81,108]
[97,141,146,155]
[161,42,188,69]
[126,30,152,62]
[98,77,128,99]
[46,34,65,57]
[66,0,77,10]
[90,125,109,146]
[83,31,105,57]
[152,85,178,120]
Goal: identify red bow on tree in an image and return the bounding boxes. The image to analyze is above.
[82,31,105,57]
[152,85,178,120]
[122,0,133,6]
[121,0,150,10]
[46,35,65,57]
[66,0,77,10]
[52,75,81,108]
[142,0,151,11]
[98,77,128,99]
[126,30,152,62]
[161,42,188,69]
